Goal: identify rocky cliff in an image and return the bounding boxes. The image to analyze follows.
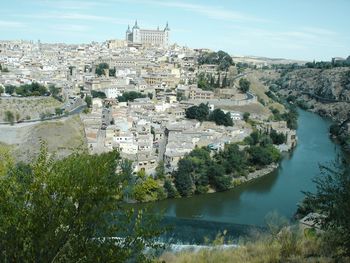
[259,67,350,152]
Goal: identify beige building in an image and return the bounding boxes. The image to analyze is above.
[189,87,214,100]
[126,20,170,47]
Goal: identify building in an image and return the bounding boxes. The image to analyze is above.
[126,20,170,47]
[189,87,214,100]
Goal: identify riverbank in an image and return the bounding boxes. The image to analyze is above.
[136,109,342,226]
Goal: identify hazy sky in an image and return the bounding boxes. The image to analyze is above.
[1,0,349,61]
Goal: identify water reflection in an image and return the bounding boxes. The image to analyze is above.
[137,110,343,227]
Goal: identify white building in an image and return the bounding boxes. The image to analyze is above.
[126,20,170,47]
[104,87,120,98]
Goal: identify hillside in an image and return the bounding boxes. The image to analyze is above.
[256,67,350,151]
[0,115,86,162]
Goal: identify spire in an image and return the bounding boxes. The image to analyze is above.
[133,20,139,30]
[164,21,170,31]
[126,25,131,33]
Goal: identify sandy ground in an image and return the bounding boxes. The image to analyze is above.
[0,115,86,162]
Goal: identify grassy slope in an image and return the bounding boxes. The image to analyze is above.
[11,115,86,162]
[246,72,285,113]
[160,228,338,263]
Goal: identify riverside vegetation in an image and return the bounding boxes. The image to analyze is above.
[161,159,350,263]
[1,144,349,262]
[0,143,164,262]
[122,128,284,202]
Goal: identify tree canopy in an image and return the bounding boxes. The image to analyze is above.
[185,103,210,122]
[173,136,281,197]
[185,104,233,127]
[118,91,146,102]
[239,78,250,93]
[0,144,163,262]
[95,63,109,77]
[302,161,350,256]
[198,50,234,71]
[209,109,233,127]
[91,90,107,99]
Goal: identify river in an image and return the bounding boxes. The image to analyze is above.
[138,109,345,243]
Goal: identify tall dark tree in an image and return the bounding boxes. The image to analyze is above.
[174,158,195,197]
[185,103,209,122]
[239,78,250,93]
[209,109,233,126]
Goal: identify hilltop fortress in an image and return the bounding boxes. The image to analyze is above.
[125,20,170,47]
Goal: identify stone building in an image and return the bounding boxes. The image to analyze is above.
[126,20,170,47]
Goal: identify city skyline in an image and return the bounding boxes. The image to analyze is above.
[1,0,349,61]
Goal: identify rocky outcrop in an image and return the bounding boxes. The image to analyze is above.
[266,67,350,152]
[279,68,350,102]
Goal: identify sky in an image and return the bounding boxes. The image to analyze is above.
[0,0,349,61]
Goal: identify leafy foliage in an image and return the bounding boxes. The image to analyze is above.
[85,95,92,108]
[164,179,179,198]
[118,91,146,102]
[198,50,234,71]
[270,129,287,145]
[4,110,15,124]
[5,83,48,97]
[5,85,15,95]
[91,90,107,99]
[0,144,163,262]
[185,104,233,126]
[95,63,109,76]
[239,78,250,93]
[173,137,281,197]
[209,109,233,127]
[304,162,350,256]
[185,103,209,122]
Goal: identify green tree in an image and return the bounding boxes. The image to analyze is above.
[55,108,64,115]
[91,90,107,99]
[49,85,60,96]
[221,74,228,88]
[118,91,146,102]
[304,162,350,256]
[270,129,287,145]
[243,112,250,122]
[85,95,92,108]
[174,158,195,197]
[248,145,281,166]
[4,110,15,125]
[215,143,248,177]
[185,103,209,122]
[0,145,163,262]
[95,63,109,76]
[5,85,15,95]
[215,73,221,88]
[209,109,233,126]
[207,163,231,191]
[0,86,4,94]
[239,78,250,93]
[133,176,164,202]
[164,179,178,198]
[155,161,165,179]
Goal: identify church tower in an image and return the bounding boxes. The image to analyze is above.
[132,20,141,43]
[125,25,131,42]
[164,22,170,46]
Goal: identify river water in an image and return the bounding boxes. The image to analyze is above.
[138,109,345,243]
